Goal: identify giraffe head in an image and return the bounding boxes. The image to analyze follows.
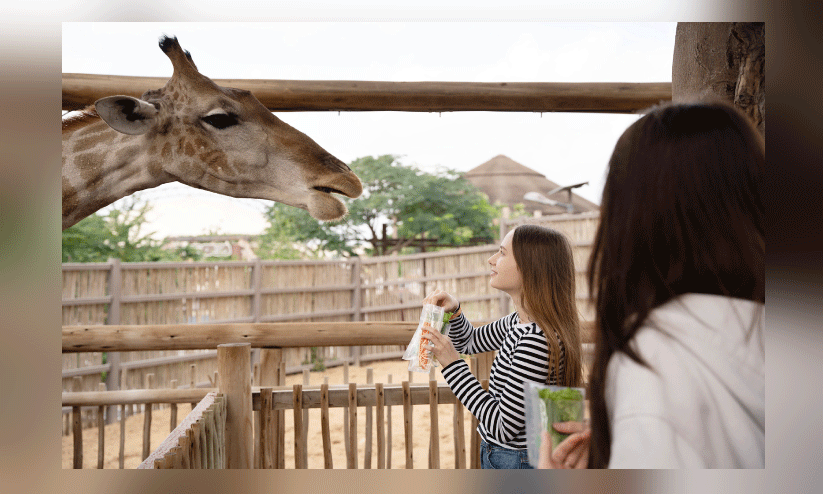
[94,35,362,221]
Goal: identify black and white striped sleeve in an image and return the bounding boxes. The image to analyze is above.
[447,312,518,355]
[441,330,550,445]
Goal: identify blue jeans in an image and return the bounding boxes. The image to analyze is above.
[480,440,534,469]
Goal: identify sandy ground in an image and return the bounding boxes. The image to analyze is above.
[62,358,478,469]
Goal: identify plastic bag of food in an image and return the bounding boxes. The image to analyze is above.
[402,304,450,372]
[524,382,586,467]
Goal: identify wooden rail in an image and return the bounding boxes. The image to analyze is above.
[62,321,595,353]
[63,73,671,113]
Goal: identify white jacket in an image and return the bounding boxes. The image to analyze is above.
[606,293,765,468]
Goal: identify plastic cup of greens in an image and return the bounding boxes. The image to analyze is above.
[539,386,585,449]
[525,383,586,466]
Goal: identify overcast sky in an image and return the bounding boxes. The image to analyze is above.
[62,22,677,238]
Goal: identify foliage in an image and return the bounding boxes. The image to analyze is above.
[61,195,201,263]
[256,155,500,258]
[302,347,327,372]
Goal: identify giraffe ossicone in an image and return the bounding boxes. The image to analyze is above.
[62,35,362,231]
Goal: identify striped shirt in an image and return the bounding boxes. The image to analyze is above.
[441,311,565,449]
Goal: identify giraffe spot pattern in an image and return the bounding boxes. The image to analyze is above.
[62,176,78,218]
[200,149,229,174]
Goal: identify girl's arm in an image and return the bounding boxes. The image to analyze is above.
[441,331,550,444]
[447,312,519,355]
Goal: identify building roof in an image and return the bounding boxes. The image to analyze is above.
[463,155,599,215]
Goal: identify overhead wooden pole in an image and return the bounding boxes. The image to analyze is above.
[63,73,671,114]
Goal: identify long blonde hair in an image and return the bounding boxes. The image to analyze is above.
[513,224,583,387]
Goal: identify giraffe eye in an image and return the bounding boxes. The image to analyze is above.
[202,112,238,129]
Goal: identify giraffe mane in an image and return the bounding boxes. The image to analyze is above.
[62,106,101,134]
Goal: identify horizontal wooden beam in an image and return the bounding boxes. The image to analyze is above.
[62,322,420,353]
[63,387,213,406]
[62,321,596,353]
[63,73,671,113]
[62,382,453,408]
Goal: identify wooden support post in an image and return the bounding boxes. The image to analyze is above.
[258,347,282,468]
[376,382,385,469]
[218,343,253,469]
[347,383,358,469]
[169,379,178,433]
[302,369,310,467]
[402,381,413,469]
[191,422,202,469]
[342,362,350,461]
[320,383,333,469]
[119,404,126,469]
[429,379,440,469]
[190,364,197,411]
[386,374,393,469]
[142,373,154,461]
[293,384,305,469]
[278,362,286,469]
[96,383,105,468]
[259,388,274,469]
[73,405,83,469]
[454,400,466,469]
[364,367,373,469]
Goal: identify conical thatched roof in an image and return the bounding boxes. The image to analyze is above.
[464,155,600,215]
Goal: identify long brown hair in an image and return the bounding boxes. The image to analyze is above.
[513,224,583,388]
[586,101,765,468]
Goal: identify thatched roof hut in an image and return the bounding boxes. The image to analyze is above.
[463,155,600,215]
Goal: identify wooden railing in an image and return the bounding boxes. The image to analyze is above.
[68,321,597,468]
[138,392,226,469]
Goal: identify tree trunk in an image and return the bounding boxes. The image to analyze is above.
[672,22,765,136]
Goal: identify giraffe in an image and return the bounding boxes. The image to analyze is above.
[62,35,362,230]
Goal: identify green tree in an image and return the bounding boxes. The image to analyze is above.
[256,155,500,258]
[62,195,201,263]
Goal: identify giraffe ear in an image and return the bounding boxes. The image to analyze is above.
[95,96,159,135]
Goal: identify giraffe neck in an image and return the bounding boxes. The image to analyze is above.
[62,113,172,229]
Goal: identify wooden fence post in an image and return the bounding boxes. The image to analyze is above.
[72,376,83,468]
[105,258,122,425]
[258,347,282,468]
[251,259,262,381]
[218,343,253,469]
[351,256,362,366]
[97,382,105,468]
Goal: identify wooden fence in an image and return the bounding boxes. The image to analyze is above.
[62,213,599,430]
[138,392,226,469]
[62,325,512,468]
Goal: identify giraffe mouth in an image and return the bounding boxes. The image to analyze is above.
[312,186,347,196]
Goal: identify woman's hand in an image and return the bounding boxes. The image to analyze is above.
[420,324,461,368]
[423,288,459,314]
[537,421,591,469]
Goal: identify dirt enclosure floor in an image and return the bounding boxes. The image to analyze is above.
[63,358,478,469]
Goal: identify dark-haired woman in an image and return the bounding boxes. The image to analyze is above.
[539,100,765,469]
[423,224,583,469]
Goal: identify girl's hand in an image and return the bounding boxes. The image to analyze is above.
[420,325,461,368]
[423,288,459,314]
[537,422,591,469]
